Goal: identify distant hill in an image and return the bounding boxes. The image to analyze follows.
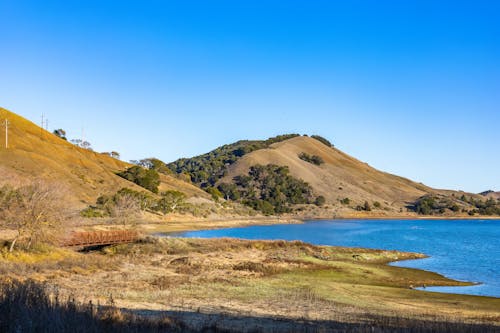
[167,134,301,186]
[480,190,500,199]
[169,135,498,216]
[219,136,431,210]
[0,108,209,210]
[2,108,496,218]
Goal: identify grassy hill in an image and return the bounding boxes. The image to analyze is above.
[167,134,301,187]
[218,135,432,213]
[0,108,209,210]
[169,135,498,216]
[1,108,496,218]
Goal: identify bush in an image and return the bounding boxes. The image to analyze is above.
[244,199,277,215]
[411,195,500,215]
[373,201,381,208]
[116,166,160,193]
[205,187,223,201]
[311,135,333,147]
[0,182,65,252]
[340,198,350,205]
[82,188,156,220]
[219,164,314,215]
[414,196,439,215]
[155,190,186,214]
[314,196,326,206]
[80,207,105,218]
[298,152,324,166]
[53,129,67,140]
[134,158,172,175]
[217,183,240,200]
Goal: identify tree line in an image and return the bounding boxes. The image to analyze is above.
[413,194,500,216]
[166,134,302,188]
[217,164,322,215]
[81,188,186,221]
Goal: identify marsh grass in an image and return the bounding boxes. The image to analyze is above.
[0,244,118,279]
[0,279,498,333]
[0,279,190,333]
[1,238,499,332]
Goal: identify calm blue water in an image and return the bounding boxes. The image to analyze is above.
[172,219,500,298]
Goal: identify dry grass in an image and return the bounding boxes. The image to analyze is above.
[0,244,118,281]
[2,279,498,333]
[220,136,430,208]
[2,238,498,328]
[0,279,191,333]
[1,238,499,332]
[220,136,489,216]
[0,107,210,209]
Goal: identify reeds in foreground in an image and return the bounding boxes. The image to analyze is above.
[0,279,498,333]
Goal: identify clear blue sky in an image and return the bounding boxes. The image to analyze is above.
[1,1,499,192]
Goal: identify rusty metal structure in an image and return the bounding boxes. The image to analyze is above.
[60,230,139,248]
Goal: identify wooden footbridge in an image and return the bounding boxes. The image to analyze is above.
[60,230,139,248]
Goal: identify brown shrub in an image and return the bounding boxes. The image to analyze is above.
[150,275,189,290]
[233,261,284,276]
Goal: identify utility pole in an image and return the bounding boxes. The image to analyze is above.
[41,113,44,139]
[4,119,9,149]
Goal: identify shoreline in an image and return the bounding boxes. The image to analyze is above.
[137,214,500,235]
[2,219,499,328]
[147,217,499,300]
[4,236,498,330]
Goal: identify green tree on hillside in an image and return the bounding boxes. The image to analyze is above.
[83,188,156,218]
[314,196,326,206]
[117,166,160,193]
[101,151,121,159]
[340,198,350,205]
[156,190,186,214]
[53,129,67,140]
[217,183,240,200]
[167,134,300,188]
[70,139,92,150]
[311,135,333,147]
[137,158,172,175]
[205,187,223,201]
[218,164,314,215]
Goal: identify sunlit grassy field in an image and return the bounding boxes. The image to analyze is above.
[1,237,499,332]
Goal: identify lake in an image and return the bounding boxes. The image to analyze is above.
[170,219,500,298]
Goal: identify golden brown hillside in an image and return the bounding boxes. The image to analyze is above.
[220,136,435,212]
[0,108,210,210]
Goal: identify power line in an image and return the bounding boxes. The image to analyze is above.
[4,119,9,149]
[41,113,44,139]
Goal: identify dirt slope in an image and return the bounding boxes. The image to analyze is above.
[0,108,209,209]
[221,136,435,209]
